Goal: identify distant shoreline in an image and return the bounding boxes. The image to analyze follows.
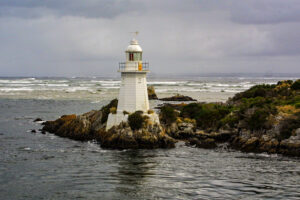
[1,72,300,79]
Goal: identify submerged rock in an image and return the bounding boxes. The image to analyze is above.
[160,94,196,102]
[33,118,43,122]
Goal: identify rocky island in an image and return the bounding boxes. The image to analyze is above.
[41,80,300,156]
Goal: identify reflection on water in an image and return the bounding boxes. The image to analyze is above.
[112,150,158,199]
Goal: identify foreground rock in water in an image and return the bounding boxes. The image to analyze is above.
[160,94,197,101]
[42,110,104,141]
[42,100,176,149]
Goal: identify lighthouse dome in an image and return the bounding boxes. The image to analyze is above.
[126,39,142,52]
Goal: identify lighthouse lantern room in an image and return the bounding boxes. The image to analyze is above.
[106,37,159,130]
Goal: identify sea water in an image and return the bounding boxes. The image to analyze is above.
[0,76,299,199]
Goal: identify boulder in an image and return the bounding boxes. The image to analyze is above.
[148,86,158,100]
[279,137,300,157]
[164,122,197,139]
[33,118,43,122]
[241,137,259,152]
[187,138,217,149]
[209,129,234,142]
[259,137,279,153]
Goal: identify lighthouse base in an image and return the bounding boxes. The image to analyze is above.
[106,112,160,131]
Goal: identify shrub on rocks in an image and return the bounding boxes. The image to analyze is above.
[278,112,300,141]
[128,111,145,130]
[110,107,117,114]
[160,105,178,124]
[291,79,300,90]
[180,103,231,130]
[220,113,239,128]
[148,109,154,114]
[232,84,275,100]
[100,99,118,124]
[123,110,129,115]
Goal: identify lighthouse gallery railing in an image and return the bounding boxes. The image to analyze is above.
[119,62,149,71]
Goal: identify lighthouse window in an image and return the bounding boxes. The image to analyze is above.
[129,53,134,61]
[134,53,142,61]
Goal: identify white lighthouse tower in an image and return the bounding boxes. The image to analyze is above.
[106,36,159,130]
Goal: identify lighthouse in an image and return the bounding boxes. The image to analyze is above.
[106,36,159,130]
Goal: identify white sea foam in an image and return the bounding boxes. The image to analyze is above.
[0,77,294,99]
[0,87,34,92]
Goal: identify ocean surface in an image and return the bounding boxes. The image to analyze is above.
[0,76,300,199]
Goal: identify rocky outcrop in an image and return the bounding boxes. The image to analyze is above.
[42,110,104,141]
[160,112,300,157]
[41,100,176,149]
[148,86,158,100]
[160,94,196,101]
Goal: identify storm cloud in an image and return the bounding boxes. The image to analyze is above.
[0,0,299,76]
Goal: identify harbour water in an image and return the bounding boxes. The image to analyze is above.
[0,76,300,199]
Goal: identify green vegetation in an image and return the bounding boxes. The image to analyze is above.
[160,79,300,133]
[160,105,178,124]
[232,84,276,100]
[278,112,300,141]
[291,79,300,90]
[128,111,145,130]
[101,99,118,124]
[110,107,117,114]
[148,109,154,114]
[180,103,232,129]
[220,113,239,128]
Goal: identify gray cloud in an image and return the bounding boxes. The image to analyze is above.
[0,0,143,18]
[0,0,299,76]
[230,0,300,24]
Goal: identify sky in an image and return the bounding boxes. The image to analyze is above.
[0,0,300,77]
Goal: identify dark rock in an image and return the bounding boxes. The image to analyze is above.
[279,136,300,157]
[31,129,36,133]
[155,103,188,110]
[209,130,234,142]
[33,118,43,122]
[187,138,217,149]
[148,86,158,100]
[160,94,196,102]
[258,135,279,153]
[241,137,260,152]
[38,129,46,134]
[165,122,199,139]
